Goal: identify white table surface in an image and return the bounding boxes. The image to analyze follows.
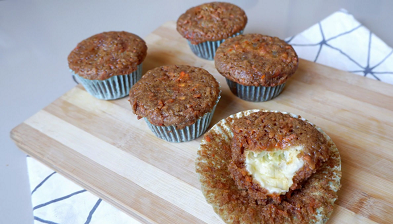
[1,1,393,223]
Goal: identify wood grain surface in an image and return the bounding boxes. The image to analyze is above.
[11,21,393,224]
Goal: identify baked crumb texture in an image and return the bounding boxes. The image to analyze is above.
[177,2,247,45]
[68,31,147,80]
[196,110,341,224]
[215,34,298,87]
[129,65,220,129]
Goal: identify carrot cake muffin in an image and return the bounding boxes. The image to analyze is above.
[196,110,341,223]
[129,65,220,142]
[215,34,298,101]
[177,2,247,60]
[228,112,331,205]
[68,31,147,100]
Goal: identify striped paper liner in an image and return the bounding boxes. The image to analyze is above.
[226,78,285,102]
[72,64,143,100]
[144,95,220,143]
[187,30,244,60]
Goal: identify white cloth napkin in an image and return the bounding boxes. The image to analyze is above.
[27,157,140,224]
[286,9,393,84]
[27,9,393,224]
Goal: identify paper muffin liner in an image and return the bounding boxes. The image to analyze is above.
[144,95,221,143]
[72,63,143,100]
[226,78,285,102]
[187,30,244,60]
[196,109,341,224]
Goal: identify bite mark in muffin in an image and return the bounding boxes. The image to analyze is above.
[228,112,331,204]
[196,110,341,223]
[244,146,305,194]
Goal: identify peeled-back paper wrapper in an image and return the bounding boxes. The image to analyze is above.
[196,109,341,224]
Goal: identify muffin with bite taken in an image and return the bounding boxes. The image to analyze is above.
[196,109,341,223]
[228,111,331,205]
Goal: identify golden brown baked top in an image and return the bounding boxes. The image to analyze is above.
[215,34,298,86]
[177,2,247,44]
[228,112,330,204]
[68,31,147,80]
[196,110,341,224]
[129,65,220,129]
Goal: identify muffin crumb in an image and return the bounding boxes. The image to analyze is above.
[177,2,247,44]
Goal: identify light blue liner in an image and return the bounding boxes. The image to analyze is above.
[188,30,244,60]
[226,78,285,102]
[72,63,143,100]
[144,95,221,143]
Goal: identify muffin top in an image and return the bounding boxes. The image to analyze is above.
[129,65,220,129]
[196,110,341,224]
[228,111,331,204]
[68,31,147,80]
[177,2,247,44]
[215,34,298,86]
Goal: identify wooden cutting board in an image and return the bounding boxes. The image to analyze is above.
[11,21,393,224]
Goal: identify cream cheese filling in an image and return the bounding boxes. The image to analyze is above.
[245,146,304,194]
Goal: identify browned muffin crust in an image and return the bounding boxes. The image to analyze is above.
[196,110,341,224]
[129,65,220,129]
[215,34,298,86]
[228,112,331,204]
[68,31,147,80]
[177,2,247,45]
